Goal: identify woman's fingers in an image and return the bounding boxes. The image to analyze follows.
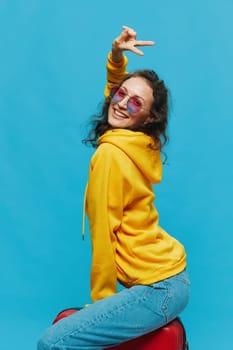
[135,40,155,47]
[113,25,155,56]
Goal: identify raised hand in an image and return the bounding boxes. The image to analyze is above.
[112,25,155,62]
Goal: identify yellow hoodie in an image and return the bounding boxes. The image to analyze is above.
[86,129,186,302]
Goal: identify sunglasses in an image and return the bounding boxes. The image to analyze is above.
[110,85,150,114]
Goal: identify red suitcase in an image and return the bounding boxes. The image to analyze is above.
[52,308,188,350]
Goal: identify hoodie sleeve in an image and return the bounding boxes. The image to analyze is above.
[86,144,125,302]
[104,52,128,98]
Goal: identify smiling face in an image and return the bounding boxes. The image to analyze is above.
[108,77,154,129]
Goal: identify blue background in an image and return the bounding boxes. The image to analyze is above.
[0,1,232,349]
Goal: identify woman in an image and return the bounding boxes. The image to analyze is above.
[38,25,190,350]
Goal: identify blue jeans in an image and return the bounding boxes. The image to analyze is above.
[38,269,190,350]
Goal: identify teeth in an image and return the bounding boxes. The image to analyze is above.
[114,110,127,118]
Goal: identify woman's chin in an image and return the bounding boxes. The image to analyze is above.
[108,116,128,129]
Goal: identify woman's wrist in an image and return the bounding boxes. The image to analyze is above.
[111,42,124,63]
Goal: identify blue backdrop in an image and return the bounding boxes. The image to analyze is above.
[0,1,232,349]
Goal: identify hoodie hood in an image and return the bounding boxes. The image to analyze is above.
[98,129,162,184]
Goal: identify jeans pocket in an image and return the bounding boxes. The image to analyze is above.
[172,269,191,287]
[160,271,190,322]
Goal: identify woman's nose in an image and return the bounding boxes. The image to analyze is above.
[117,96,129,109]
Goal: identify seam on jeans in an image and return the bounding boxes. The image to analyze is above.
[161,280,171,324]
[54,286,155,347]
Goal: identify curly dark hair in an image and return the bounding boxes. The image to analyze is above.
[83,69,170,154]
